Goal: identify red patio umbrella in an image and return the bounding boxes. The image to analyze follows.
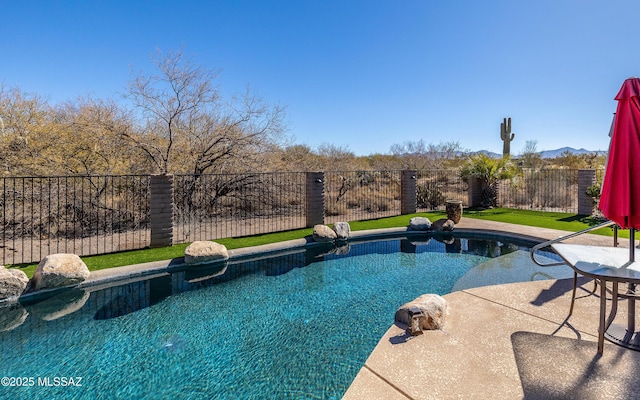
[598,77,640,234]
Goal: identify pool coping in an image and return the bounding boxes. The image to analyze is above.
[81,222,621,288]
[15,220,621,303]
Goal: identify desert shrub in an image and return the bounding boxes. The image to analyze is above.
[346,199,360,209]
[357,170,376,186]
[362,198,391,212]
[325,204,343,216]
[586,184,600,201]
[436,175,449,184]
[460,154,518,208]
[417,184,445,209]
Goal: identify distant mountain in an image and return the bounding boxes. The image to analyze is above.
[472,150,502,158]
[469,147,603,159]
[538,147,603,159]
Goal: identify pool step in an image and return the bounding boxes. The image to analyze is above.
[451,250,574,292]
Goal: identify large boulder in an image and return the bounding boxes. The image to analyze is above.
[0,266,29,300]
[184,241,229,265]
[333,222,351,240]
[395,293,447,331]
[432,218,456,232]
[441,219,456,232]
[408,217,432,231]
[313,224,337,243]
[30,254,90,291]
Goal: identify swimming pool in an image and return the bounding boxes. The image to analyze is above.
[0,233,568,399]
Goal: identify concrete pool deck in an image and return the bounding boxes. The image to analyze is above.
[343,219,640,400]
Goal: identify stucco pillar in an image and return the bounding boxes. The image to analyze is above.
[577,169,596,215]
[306,172,325,227]
[467,177,483,208]
[150,174,174,248]
[401,170,417,214]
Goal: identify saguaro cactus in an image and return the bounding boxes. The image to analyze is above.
[500,117,515,158]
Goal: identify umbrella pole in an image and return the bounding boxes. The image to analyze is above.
[624,228,637,343]
[631,228,636,262]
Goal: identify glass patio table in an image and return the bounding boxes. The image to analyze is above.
[552,243,640,354]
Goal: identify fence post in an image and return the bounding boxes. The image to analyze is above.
[150,174,174,248]
[577,169,596,215]
[401,170,417,214]
[306,172,325,227]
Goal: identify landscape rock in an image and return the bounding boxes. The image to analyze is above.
[441,219,455,232]
[333,222,351,240]
[30,254,90,291]
[0,266,29,300]
[313,224,337,243]
[408,217,432,231]
[395,293,447,331]
[184,241,229,265]
[0,302,28,332]
[432,218,455,232]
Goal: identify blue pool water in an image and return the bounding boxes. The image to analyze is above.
[0,234,567,399]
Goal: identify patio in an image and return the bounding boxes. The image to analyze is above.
[343,219,640,400]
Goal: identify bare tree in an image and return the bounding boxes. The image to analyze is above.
[0,85,54,175]
[315,143,359,171]
[124,48,286,175]
[182,86,286,175]
[390,140,466,169]
[518,140,543,169]
[54,97,140,175]
[272,144,322,171]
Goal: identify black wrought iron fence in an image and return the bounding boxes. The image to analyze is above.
[415,170,468,211]
[173,172,307,243]
[324,171,402,223]
[498,168,579,213]
[1,169,594,266]
[1,175,150,265]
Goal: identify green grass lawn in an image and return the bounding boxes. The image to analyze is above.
[10,208,618,278]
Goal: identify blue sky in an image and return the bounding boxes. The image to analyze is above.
[2,1,639,156]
